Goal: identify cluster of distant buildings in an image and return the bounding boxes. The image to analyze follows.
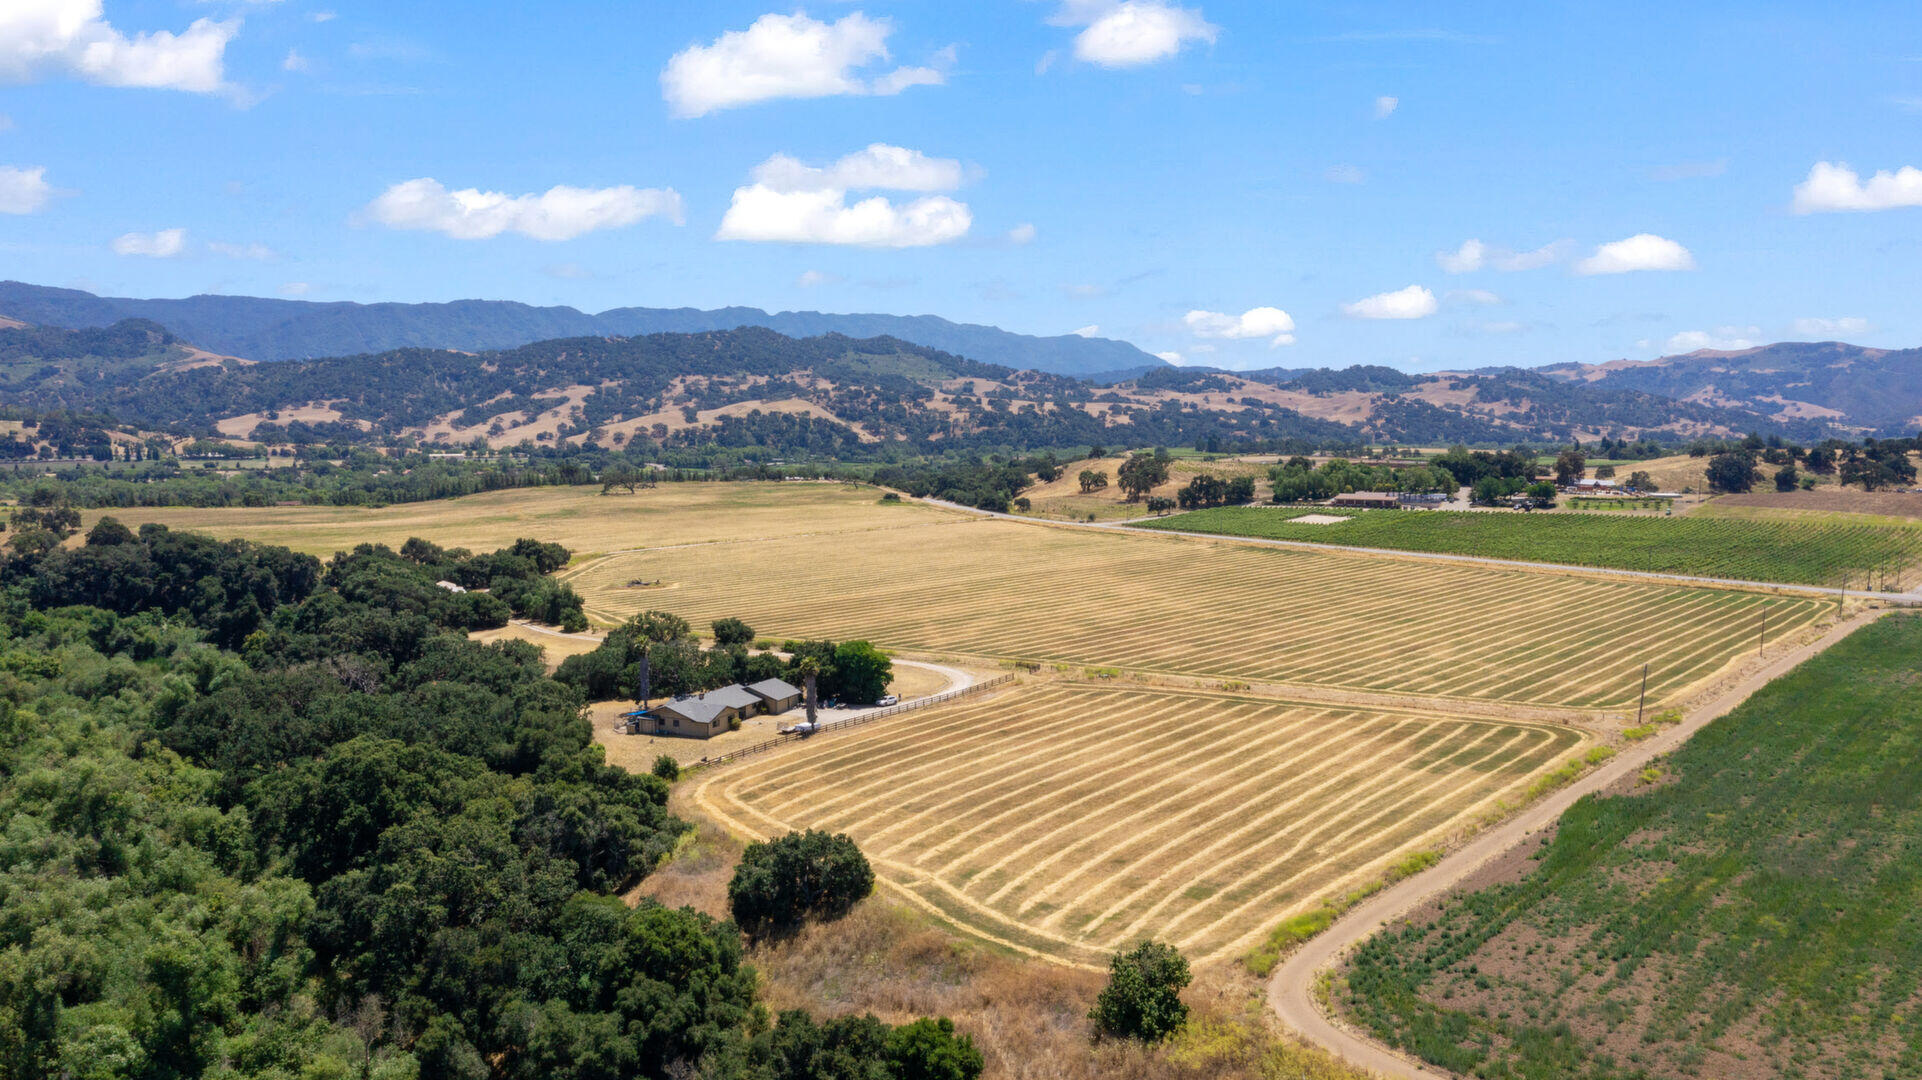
[1329,477,1683,512]
[620,677,803,739]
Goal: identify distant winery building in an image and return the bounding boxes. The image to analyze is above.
[1330,491,1401,510]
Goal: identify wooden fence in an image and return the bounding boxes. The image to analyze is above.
[685,673,1017,772]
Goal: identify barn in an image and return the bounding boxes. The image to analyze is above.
[1331,491,1401,509]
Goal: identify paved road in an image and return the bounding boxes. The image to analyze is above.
[1262,610,1884,1079]
[924,499,1922,603]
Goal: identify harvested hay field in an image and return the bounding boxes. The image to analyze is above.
[691,683,1583,966]
[87,481,961,559]
[567,517,1830,709]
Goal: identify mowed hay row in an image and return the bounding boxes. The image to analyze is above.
[693,683,1583,967]
[570,517,1830,709]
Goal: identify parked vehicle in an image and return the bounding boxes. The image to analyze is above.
[876,694,899,706]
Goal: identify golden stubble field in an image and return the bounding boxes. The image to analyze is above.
[691,682,1583,966]
[86,481,965,558]
[566,514,1828,710]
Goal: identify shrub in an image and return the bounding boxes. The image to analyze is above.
[1090,940,1191,1041]
[651,754,681,781]
[885,1017,985,1080]
[728,829,874,936]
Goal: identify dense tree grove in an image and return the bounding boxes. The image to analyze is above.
[0,526,972,1079]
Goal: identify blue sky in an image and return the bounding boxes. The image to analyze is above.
[2,1,1920,371]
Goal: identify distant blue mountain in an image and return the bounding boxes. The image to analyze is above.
[0,281,1165,378]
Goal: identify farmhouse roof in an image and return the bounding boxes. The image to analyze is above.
[656,696,732,725]
[746,678,802,700]
[702,684,762,710]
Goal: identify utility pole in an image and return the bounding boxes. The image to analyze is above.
[1636,662,1649,727]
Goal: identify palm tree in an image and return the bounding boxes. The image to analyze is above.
[797,656,821,725]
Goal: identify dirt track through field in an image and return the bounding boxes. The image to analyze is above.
[690,683,1580,967]
[1264,610,1886,1080]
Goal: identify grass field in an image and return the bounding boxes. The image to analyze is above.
[1338,613,1922,1080]
[566,516,1829,709]
[1136,506,1922,588]
[83,481,963,558]
[691,683,1583,966]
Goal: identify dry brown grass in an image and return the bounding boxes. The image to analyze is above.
[691,683,1580,966]
[1020,457,1273,522]
[90,481,963,560]
[466,623,601,671]
[565,514,1829,710]
[643,800,1368,1080]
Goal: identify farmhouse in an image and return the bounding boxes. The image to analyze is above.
[745,677,804,714]
[1331,491,1401,509]
[627,684,763,738]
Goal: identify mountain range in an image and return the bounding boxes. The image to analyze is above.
[2,281,1918,451]
[0,281,1163,379]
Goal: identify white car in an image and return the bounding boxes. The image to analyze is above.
[876,694,899,706]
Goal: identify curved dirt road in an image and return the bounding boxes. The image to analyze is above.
[1264,610,1884,1079]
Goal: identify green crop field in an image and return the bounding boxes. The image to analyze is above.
[1337,613,1922,1080]
[1134,506,1922,588]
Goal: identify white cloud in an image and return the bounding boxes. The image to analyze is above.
[717,185,970,247]
[1665,326,1759,353]
[207,240,274,259]
[281,47,307,72]
[1155,350,1184,363]
[112,227,187,257]
[1448,288,1502,305]
[309,11,335,23]
[1436,237,1569,273]
[544,262,591,280]
[1791,161,1922,213]
[363,178,683,240]
[1050,1,1217,68]
[1574,234,1694,275]
[1342,284,1438,320]
[1008,222,1036,245]
[1436,238,1484,273]
[1373,94,1398,118]
[660,12,944,117]
[0,165,51,213]
[278,281,310,296]
[0,0,237,94]
[795,269,843,287]
[1324,164,1365,184]
[719,144,972,248]
[751,144,964,193]
[1790,316,1870,338]
[1183,306,1296,346]
[1072,324,1100,337]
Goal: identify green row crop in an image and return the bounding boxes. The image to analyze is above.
[1134,507,1922,588]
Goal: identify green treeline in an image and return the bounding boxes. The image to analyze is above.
[0,525,969,1079]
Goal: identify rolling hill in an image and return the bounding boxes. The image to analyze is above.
[0,281,1164,378]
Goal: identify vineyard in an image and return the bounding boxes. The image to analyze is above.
[564,516,1832,710]
[690,683,1584,966]
[1135,506,1922,588]
[1338,614,1922,1080]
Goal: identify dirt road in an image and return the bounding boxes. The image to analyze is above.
[1263,609,1886,1079]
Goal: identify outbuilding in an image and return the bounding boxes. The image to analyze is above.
[1331,491,1401,510]
[745,677,804,714]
